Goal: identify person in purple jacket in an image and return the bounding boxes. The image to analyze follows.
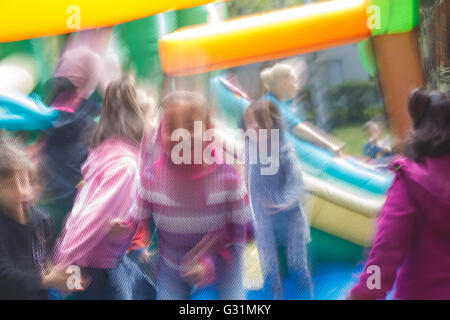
[349,88,450,300]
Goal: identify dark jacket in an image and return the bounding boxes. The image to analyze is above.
[0,206,55,300]
[43,98,101,205]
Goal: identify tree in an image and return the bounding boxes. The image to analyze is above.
[225,0,312,18]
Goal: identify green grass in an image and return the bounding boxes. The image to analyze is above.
[332,122,367,157]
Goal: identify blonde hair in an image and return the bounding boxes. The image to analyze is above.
[92,75,147,148]
[260,63,293,91]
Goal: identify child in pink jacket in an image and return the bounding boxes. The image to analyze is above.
[53,76,151,299]
[350,89,450,300]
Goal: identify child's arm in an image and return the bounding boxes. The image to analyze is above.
[349,167,416,300]
[181,173,252,287]
[277,147,305,211]
[53,159,140,269]
[0,242,44,299]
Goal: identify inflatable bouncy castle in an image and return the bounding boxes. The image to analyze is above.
[0,0,426,300]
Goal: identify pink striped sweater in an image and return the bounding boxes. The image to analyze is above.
[136,158,252,277]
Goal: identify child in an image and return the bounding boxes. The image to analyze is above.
[40,47,103,233]
[349,89,450,299]
[260,63,343,154]
[120,89,158,300]
[52,76,150,299]
[0,138,80,299]
[362,119,392,160]
[243,99,312,300]
[135,91,252,300]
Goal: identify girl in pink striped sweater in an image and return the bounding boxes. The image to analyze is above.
[136,91,252,300]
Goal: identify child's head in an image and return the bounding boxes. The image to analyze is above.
[363,120,381,140]
[244,99,284,130]
[0,139,37,213]
[53,47,103,99]
[260,63,298,100]
[92,75,149,147]
[160,91,212,158]
[243,99,284,144]
[405,88,450,161]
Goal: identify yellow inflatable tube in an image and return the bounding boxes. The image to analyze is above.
[0,0,220,42]
[305,193,377,247]
[160,0,371,76]
[303,174,385,218]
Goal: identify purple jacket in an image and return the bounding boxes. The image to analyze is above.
[350,155,450,300]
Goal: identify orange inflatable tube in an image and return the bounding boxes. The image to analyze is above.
[159,0,371,76]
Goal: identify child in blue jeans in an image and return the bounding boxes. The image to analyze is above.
[243,99,312,300]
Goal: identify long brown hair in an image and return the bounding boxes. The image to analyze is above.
[404,88,450,162]
[92,75,146,148]
[244,99,285,131]
[0,136,42,202]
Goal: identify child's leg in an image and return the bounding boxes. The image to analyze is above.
[254,213,283,299]
[216,247,246,300]
[282,209,313,299]
[108,255,140,300]
[156,258,191,300]
[127,249,156,300]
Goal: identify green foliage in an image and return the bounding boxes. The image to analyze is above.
[325,80,383,129]
[225,0,311,18]
[332,122,368,157]
[297,84,316,122]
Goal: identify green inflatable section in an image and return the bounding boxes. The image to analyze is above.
[177,6,209,29]
[116,5,209,89]
[358,39,378,78]
[116,11,178,88]
[309,228,365,268]
[370,0,420,36]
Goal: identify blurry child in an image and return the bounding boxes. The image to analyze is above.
[362,119,392,160]
[349,89,450,299]
[0,138,80,299]
[52,76,150,299]
[135,91,252,300]
[243,99,312,300]
[40,47,103,233]
[121,89,158,300]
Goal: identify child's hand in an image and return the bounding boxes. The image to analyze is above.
[76,180,85,190]
[140,249,157,264]
[335,149,345,158]
[41,268,87,293]
[181,263,208,287]
[108,219,130,238]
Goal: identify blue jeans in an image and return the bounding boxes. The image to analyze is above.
[73,253,155,300]
[156,248,245,300]
[127,249,157,300]
[253,208,312,299]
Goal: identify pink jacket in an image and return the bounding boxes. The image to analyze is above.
[351,155,450,299]
[53,137,140,269]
